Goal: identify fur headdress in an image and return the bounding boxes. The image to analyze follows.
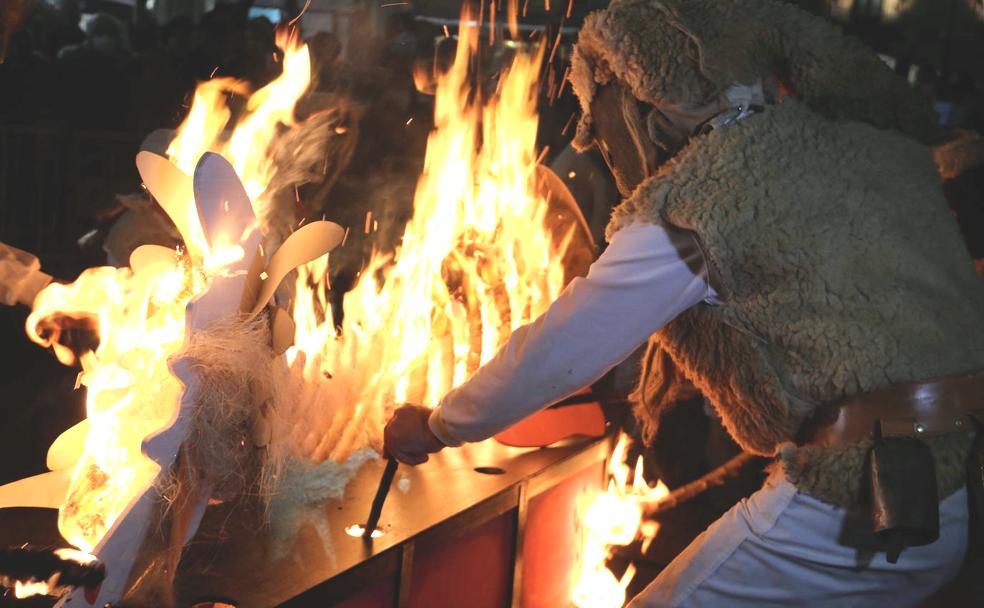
[569,0,942,151]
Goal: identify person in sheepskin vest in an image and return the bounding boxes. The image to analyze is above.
[384,0,984,605]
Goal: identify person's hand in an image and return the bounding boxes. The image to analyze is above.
[384,404,446,465]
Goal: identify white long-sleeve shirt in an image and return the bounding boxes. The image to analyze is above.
[428,221,717,446]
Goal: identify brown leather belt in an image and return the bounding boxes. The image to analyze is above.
[797,372,984,448]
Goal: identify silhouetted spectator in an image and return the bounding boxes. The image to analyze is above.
[0,27,57,124]
[56,13,136,130]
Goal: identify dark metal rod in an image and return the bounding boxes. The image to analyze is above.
[363,457,399,540]
[643,452,765,517]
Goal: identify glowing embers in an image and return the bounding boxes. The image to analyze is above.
[344,524,384,539]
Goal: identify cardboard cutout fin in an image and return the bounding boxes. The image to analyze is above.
[248,221,344,316]
[186,152,262,329]
[47,419,89,471]
[130,244,177,274]
[193,152,259,254]
[271,306,295,354]
[135,152,207,261]
[0,469,73,509]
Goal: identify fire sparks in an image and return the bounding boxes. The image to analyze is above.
[344,524,384,538]
[573,435,669,608]
[507,0,520,38]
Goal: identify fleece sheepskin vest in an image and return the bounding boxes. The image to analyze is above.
[610,101,984,506]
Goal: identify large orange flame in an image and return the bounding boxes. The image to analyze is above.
[287,14,569,462]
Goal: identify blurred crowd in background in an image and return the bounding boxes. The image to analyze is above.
[1,0,981,131]
[0,0,439,133]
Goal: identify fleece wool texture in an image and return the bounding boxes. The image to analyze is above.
[569,0,942,152]
[570,0,942,149]
[609,100,984,506]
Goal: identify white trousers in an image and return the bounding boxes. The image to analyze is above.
[628,473,969,607]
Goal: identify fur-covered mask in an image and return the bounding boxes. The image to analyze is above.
[588,82,703,197]
[569,0,943,160]
[579,75,760,197]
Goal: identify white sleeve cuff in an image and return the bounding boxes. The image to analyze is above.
[428,406,464,447]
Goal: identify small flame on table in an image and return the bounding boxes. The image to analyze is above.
[573,434,669,608]
[344,524,384,539]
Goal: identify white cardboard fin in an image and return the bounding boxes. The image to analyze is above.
[193,152,259,260]
[186,152,263,330]
[271,306,296,355]
[129,244,177,274]
[248,221,344,316]
[135,152,208,261]
[0,469,72,510]
[47,419,89,471]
